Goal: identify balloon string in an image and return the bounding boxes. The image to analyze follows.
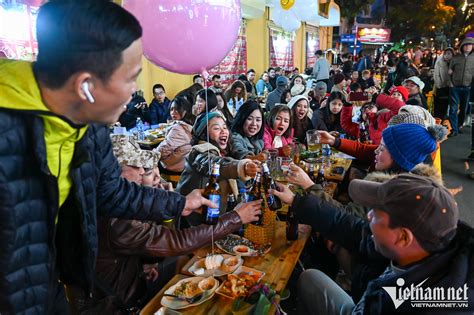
[204,74,215,256]
[205,77,210,175]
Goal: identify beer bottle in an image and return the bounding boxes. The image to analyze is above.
[247,173,264,225]
[238,187,248,204]
[202,164,221,225]
[315,165,325,186]
[308,164,317,182]
[286,205,298,241]
[227,193,237,212]
[359,122,372,144]
[261,162,282,211]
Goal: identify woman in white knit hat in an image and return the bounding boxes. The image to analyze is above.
[288,95,314,144]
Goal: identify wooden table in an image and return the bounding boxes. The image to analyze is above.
[324,157,352,182]
[140,222,311,315]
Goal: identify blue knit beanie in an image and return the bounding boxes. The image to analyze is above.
[382,123,437,171]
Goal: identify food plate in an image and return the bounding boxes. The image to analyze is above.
[215,234,271,257]
[216,266,266,299]
[161,277,219,310]
[187,254,243,277]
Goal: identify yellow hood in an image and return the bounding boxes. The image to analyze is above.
[0,59,88,208]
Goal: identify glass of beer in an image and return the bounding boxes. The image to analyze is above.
[273,157,292,184]
[306,129,321,154]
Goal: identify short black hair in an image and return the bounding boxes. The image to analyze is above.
[315,50,323,56]
[267,67,275,72]
[386,59,397,67]
[152,84,165,94]
[349,82,362,92]
[171,96,195,125]
[212,74,221,81]
[34,1,142,88]
[231,100,264,140]
[266,105,293,138]
[193,74,203,82]
[247,69,255,74]
[280,89,291,104]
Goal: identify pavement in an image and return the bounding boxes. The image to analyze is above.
[441,124,474,226]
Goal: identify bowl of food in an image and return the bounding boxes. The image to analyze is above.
[232,245,252,256]
[220,256,243,273]
[198,277,218,292]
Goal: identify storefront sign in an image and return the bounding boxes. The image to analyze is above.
[357,28,391,43]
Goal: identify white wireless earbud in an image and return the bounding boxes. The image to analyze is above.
[81,81,95,103]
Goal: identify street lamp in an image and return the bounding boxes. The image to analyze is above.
[409,41,413,44]
[431,26,435,30]
[430,38,434,41]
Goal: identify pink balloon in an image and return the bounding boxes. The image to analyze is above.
[124,0,241,74]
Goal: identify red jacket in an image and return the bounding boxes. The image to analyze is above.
[340,94,404,145]
[337,138,378,166]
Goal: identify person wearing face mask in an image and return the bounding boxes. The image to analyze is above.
[230,101,266,161]
[312,92,345,133]
[67,135,263,313]
[289,74,307,96]
[433,47,454,119]
[288,95,314,144]
[384,59,408,94]
[176,112,261,225]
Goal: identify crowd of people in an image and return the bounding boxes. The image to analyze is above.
[0,1,473,315]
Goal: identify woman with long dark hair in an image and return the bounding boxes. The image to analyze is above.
[224,80,247,115]
[312,91,345,133]
[215,91,235,125]
[192,89,219,117]
[155,96,195,172]
[230,100,265,161]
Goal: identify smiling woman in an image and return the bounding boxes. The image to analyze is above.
[230,100,265,160]
[176,112,260,225]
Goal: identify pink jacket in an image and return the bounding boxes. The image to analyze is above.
[155,121,192,172]
[263,124,294,156]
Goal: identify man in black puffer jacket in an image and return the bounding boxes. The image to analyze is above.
[273,174,474,314]
[0,2,215,314]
